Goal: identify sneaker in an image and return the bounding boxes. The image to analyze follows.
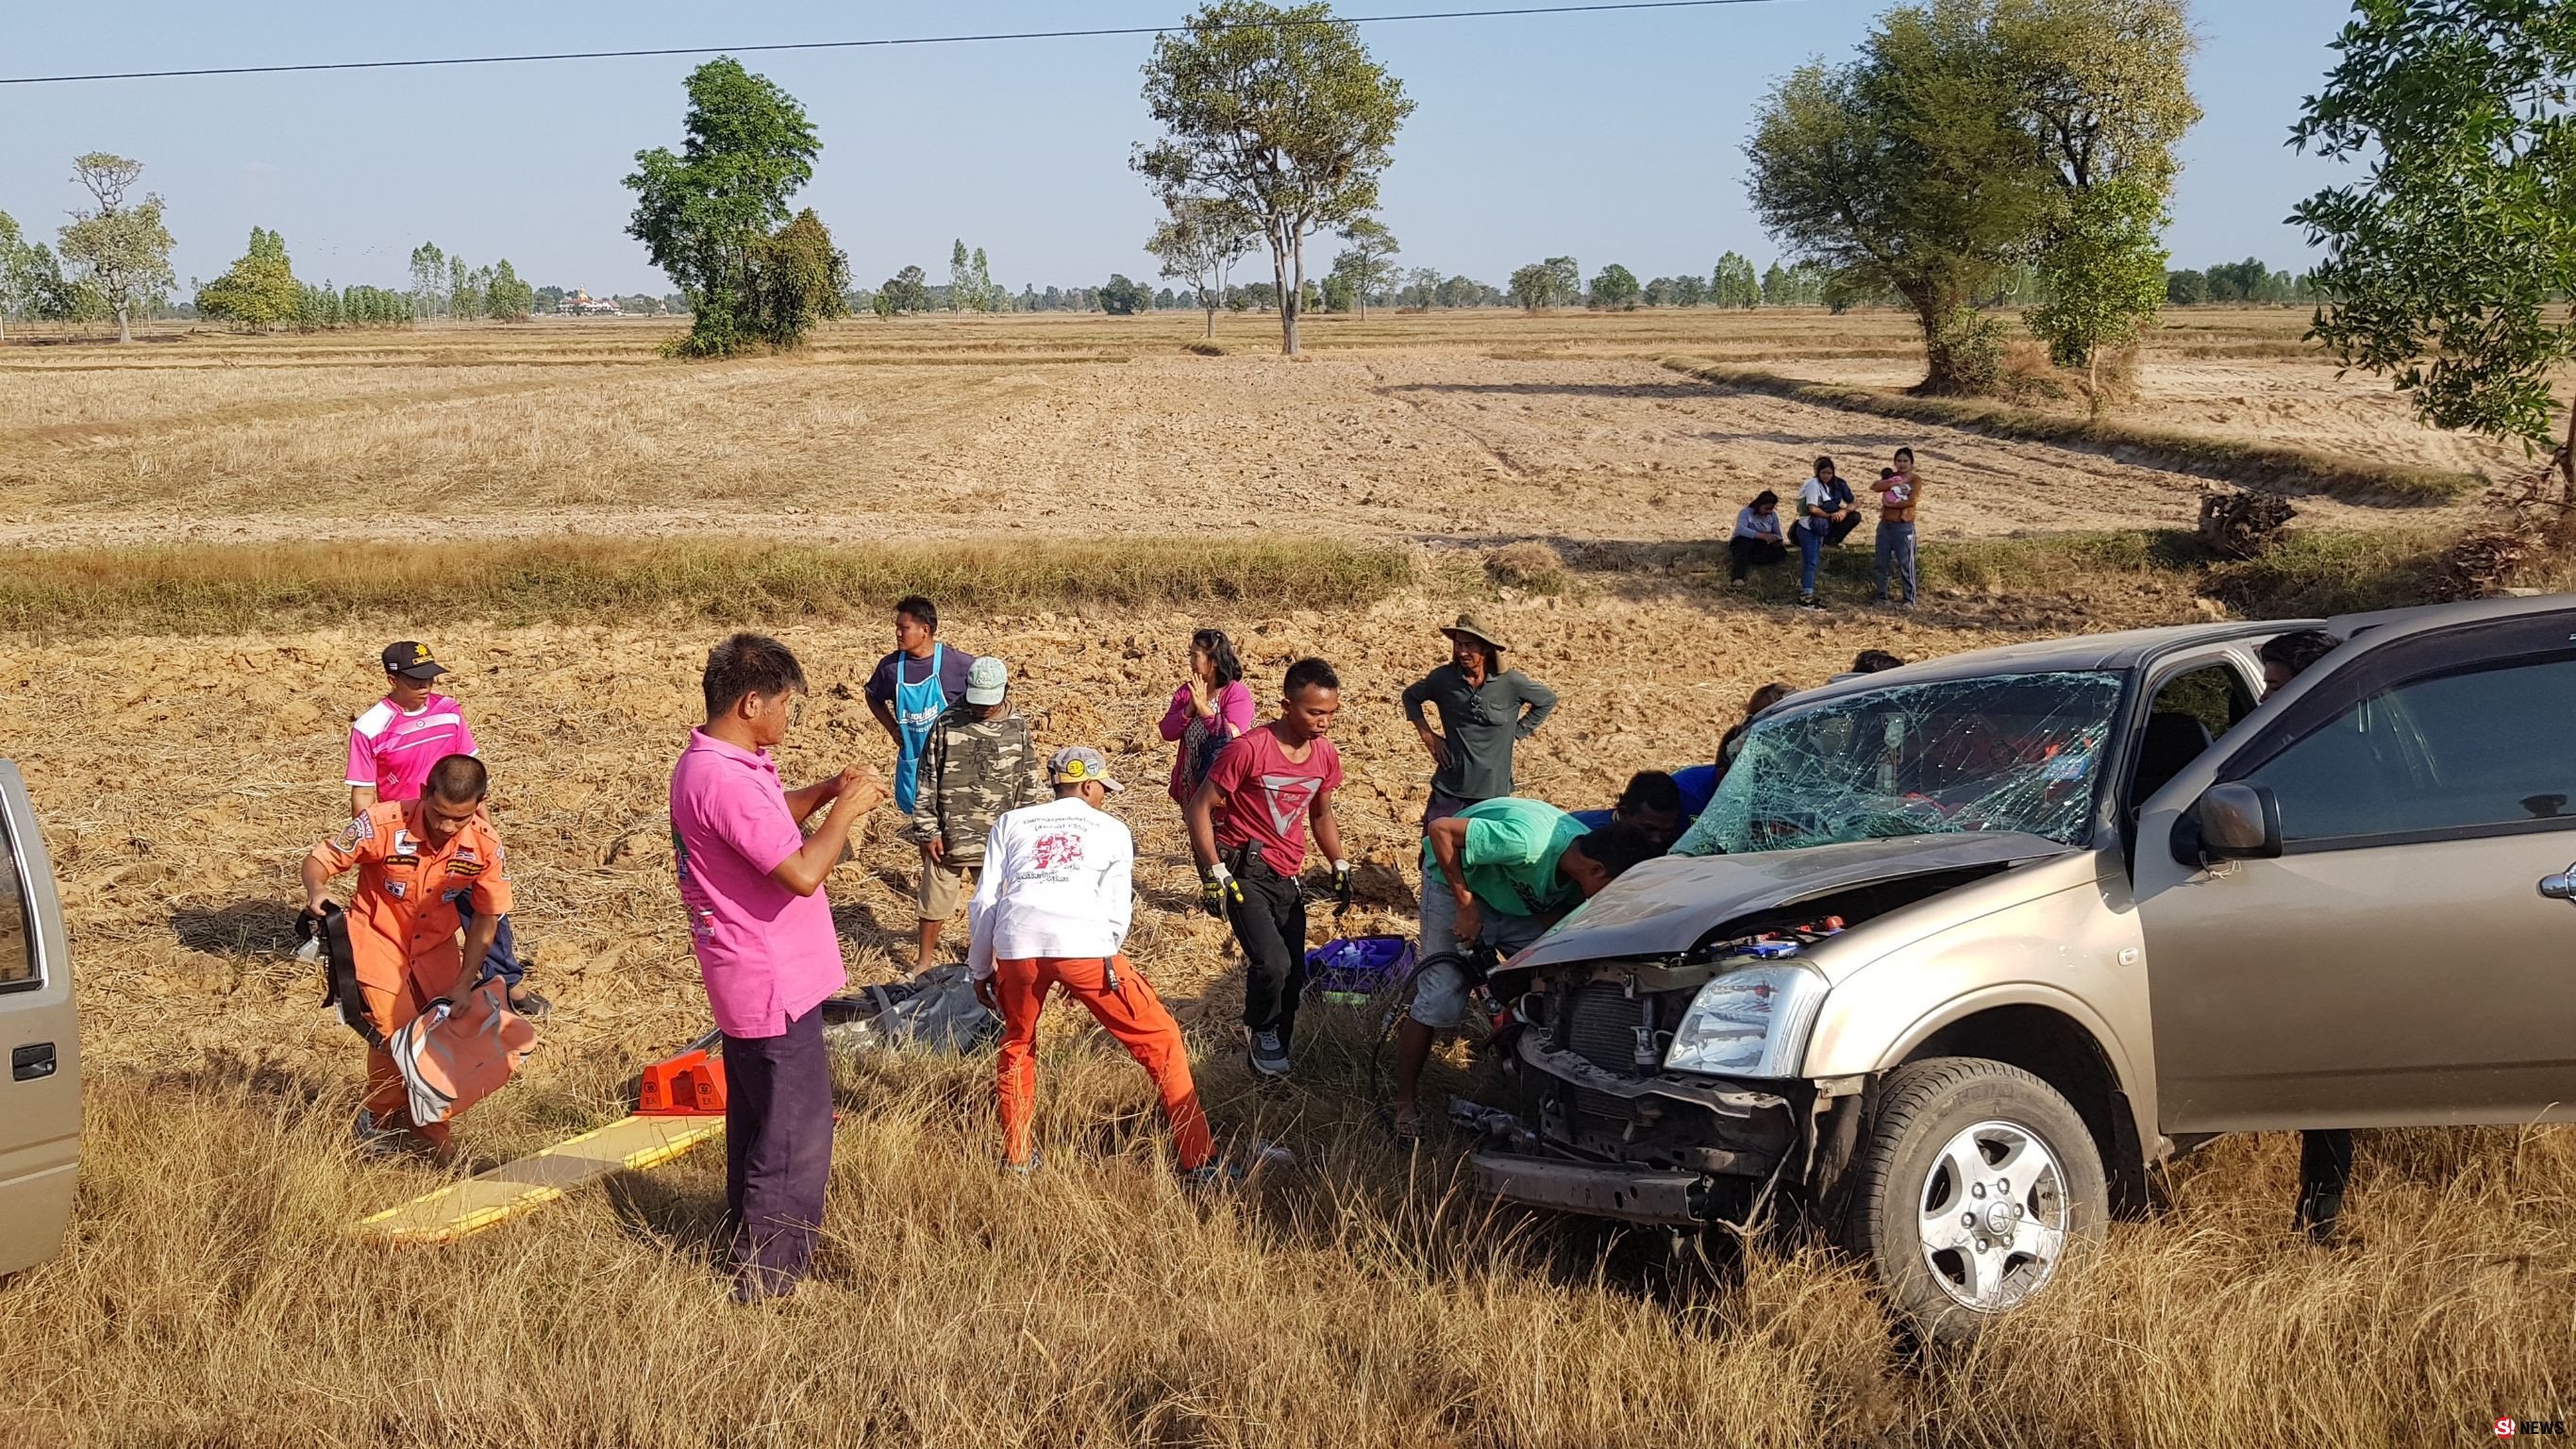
[508,987,553,1021]
[1246,1029,1290,1077]
[1179,1160,1244,1191]
[1001,1151,1045,1178]
[1798,593,1825,611]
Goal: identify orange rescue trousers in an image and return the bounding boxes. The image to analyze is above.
[360,968,456,1151]
[993,955,1213,1173]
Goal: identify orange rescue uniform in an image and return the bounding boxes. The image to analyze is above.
[992,954,1213,1173]
[309,800,513,1143]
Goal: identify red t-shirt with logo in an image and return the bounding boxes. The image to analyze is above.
[1206,725,1342,876]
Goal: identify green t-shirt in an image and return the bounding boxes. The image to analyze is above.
[1420,797,1588,917]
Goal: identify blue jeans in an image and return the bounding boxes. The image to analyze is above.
[1795,514,1859,594]
[1873,520,1918,603]
[452,894,523,989]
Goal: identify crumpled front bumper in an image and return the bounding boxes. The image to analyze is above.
[1464,1030,1805,1225]
[1469,1152,1713,1225]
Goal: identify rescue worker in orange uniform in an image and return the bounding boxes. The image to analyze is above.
[300,753,511,1155]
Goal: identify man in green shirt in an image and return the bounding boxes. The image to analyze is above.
[1390,797,1660,1138]
[1400,614,1558,829]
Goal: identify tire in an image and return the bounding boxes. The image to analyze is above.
[1834,1057,2107,1347]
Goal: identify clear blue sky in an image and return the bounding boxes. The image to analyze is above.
[0,1,2364,297]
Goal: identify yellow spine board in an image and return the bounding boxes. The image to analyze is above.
[353,1113,726,1245]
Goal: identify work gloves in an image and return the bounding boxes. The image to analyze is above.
[1201,867,1243,919]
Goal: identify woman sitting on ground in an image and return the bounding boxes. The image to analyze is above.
[1729,490,1789,583]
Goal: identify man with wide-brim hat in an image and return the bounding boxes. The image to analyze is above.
[1399,611,1558,832]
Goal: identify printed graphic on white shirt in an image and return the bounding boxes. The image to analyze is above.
[1032,830,1084,873]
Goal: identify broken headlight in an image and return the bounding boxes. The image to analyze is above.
[1663,963,1828,1079]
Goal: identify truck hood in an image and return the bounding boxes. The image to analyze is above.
[1507,832,2074,972]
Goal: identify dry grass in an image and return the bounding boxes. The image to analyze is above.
[0,536,1418,637]
[13,1006,2572,1445]
[1661,358,2484,507]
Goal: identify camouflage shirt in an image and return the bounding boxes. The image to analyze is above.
[904,706,1045,863]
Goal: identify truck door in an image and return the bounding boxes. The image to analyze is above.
[2133,616,2576,1131]
[0,760,78,1277]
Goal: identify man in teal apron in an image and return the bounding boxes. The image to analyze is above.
[865,595,979,815]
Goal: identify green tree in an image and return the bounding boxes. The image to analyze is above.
[1748,3,2055,391]
[948,239,975,312]
[8,242,81,323]
[485,258,535,321]
[877,264,932,316]
[625,56,823,358]
[58,153,175,344]
[1711,250,1761,308]
[1334,217,1399,318]
[1546,256,1581,305]
[1589,263,1641,310]
[0,212,24,339]
[194,226,301,329]
[1100,273,1153,315]
[744,208,847,346]
[2007,0,2197,403]
[1507,262,1553,311]
[1136,1,1415,355]
[2026,178,2167,409]
[408,242,445,319]
[2294,0,2576,487]
[1148,195,1257,337]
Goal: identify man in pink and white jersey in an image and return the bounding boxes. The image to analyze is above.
[347,641,480,815]
[343,641,546,1017]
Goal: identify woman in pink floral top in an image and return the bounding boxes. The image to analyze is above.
[1158,628,1257,813]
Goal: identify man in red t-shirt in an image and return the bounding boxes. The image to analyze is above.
[1186,657,1350,1078]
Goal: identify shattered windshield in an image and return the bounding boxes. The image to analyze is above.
[1678,671,2125,856]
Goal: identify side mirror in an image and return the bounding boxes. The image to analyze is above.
[2184,782,2282,863]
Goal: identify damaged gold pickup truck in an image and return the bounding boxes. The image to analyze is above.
[1470,596,2576,1341]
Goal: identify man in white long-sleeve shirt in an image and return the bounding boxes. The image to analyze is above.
[970,746,1215,1177]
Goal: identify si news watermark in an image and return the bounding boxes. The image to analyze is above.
[2497,1418,2568,1437]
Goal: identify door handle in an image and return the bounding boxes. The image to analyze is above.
[10,1041,55,1081]
[2541,868,2576,902]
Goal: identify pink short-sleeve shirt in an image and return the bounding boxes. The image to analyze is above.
[668,729,846,1039]
[345,693,479,803]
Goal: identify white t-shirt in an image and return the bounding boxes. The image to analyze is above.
[967,795,1135,977]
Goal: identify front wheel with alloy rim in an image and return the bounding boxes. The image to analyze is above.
[1835,1057,2107,1346]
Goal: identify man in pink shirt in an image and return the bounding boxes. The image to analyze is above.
[345,641,547,1019]
[670,632,887,1304]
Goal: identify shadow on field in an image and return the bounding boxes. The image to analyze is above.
[146,1045,343,1109]
[1379,380,1715,401]
[170,898,303,955]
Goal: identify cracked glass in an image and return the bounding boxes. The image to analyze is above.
[1676,671,2125,857]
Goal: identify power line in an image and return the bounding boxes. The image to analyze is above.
[0,0,1795,87]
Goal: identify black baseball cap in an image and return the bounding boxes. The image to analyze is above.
[381,641,448,680]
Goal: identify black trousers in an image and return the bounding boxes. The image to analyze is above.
[1225,856,1309,1045]
[1729,536,1787,580]
[2295,1128,2353,1236]
[723,1004,834,1300]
